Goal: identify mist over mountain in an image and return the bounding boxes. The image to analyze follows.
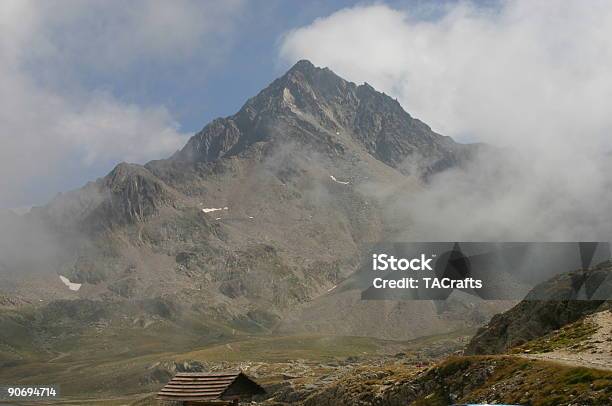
[173,60,473,174]
[0,61,503,346]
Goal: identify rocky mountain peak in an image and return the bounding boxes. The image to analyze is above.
[276,59,351,100]
[36,162,176,231]
[286,59,317,73]
[282,59,325,84]
[175,60,474,176]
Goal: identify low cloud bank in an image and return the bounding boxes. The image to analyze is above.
[0,0,245,208]
[280,1,612,241]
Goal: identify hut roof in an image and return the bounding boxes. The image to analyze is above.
[157,371,265,402]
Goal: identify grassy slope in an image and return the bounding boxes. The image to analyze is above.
[510,316,599,354]
[442,356,612,406]
[300,355,612,406]
[0,333,410,403]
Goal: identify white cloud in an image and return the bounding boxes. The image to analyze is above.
[31,0,244,73]
[280,1,612,240]
[279,1,612,149]
[56,93,186,166]
[0,0,244,207]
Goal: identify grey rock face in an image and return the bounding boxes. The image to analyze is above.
[465,264,612,355]
[176,60,476,177]
[1,60,489,347]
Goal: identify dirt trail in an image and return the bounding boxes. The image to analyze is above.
[520,310,612,371]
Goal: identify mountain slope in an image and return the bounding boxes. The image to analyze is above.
[263,268,612,406]
[0,60,487,352]
[172,60,471,176]
[285,355,612,406]
[466,262,612,355]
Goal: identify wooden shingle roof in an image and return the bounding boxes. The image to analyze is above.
[157,371,265,402]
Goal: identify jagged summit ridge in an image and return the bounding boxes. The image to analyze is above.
[175,60,472,175]
[32,60,478,232]
[0,59,502,363]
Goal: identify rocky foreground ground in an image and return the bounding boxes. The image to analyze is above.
[517,310,612,371]
[134,310,611,406]
[17,306,612,406]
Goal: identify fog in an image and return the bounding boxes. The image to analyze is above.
[384,145,612,241]
[3,0,612,282]
[0,0,245,208]
[281,1,612,242]
[0,211,65,276]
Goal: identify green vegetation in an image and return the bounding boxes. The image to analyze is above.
[175,335,385,363]
[432,356,612,406]
[0,333,400,402]
[293,353,612,406]
[510,317,598,354]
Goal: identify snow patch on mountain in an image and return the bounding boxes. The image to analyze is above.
[59,275,82,291]
[330,175,349,185]
[202,207,229,213]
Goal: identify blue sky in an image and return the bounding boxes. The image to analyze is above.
[64,0,459,134]
[1,0,461,208]
[2,0,610,210]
